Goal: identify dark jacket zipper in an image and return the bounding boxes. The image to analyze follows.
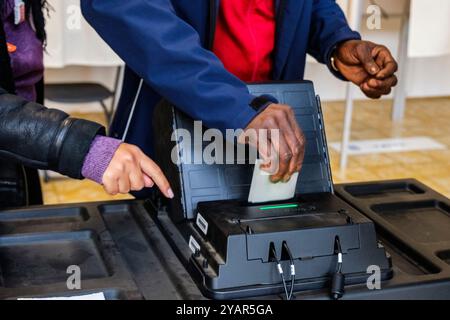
[275,0,287,45]
[274,0,287,79]
[48,117,75,168]
[208,0,218,50]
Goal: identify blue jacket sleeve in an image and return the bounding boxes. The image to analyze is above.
[81,0,259,133]
[307,0,361,80]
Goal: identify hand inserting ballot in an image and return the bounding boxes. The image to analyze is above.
[239,103,306,183]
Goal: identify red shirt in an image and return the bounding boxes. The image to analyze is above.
[213,0,276,82]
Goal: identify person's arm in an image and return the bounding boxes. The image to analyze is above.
[307,0,361,79]
[0,88,173,197]
[81,0,307,183]
[0,87,102,177]
[307,0,398,98]
[81,0,260,134]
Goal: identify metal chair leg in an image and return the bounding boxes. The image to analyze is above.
[100,100,111,128]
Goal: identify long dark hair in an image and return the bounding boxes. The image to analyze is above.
[25,0,50,45]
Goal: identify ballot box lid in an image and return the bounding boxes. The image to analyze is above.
[153,81,333,222]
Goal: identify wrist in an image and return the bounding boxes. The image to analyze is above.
[330,48,339,73]
[328,39,357,82]
[250,94,278,112]
[81,136,122,184]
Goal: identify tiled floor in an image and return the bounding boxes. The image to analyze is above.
[326,97,450,197]
[41,97,450,205]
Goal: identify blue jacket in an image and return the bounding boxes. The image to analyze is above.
[81,0,360,157]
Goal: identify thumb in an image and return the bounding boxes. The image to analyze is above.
[356,43,380,75]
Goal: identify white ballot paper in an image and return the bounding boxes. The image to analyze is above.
[17,292,106,300]
[248,159,299,204]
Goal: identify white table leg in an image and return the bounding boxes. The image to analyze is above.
[392,0,411,122]
[340,84,356,169]
[339,0,364,170]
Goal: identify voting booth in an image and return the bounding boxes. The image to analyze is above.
[151,82,391,299]
[0,83,450,300]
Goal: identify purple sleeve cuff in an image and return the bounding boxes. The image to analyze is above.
[81,135,122,184]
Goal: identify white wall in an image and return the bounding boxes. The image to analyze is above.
[45,0,450,109]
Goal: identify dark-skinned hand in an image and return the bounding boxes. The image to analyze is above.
[334,40,398,99]
[239,104,306,183]
[239,41,397,183]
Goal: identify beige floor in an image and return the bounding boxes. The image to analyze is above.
[41,97,450,205]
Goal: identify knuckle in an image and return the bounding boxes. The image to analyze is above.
[300,133,306,143]
[123,153,135,163]
[155,168,164,177]
[392,61,399,71]
[280,152,293,162]
[274,109,285,118]
[356,43,367,54]
[265,118,276,127]
[392,76,398,86]
[129,145,140,153]
[104,186,116,195]
[137,182,145,190]
[103,171,116,181]
[115,163,126,173]
[287,107,295,116]
[119,185,130,194]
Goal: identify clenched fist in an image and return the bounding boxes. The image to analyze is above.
[333,40,398,99]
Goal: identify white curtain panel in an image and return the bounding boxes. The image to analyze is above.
[408,0,450,57]
[44,0,122,68]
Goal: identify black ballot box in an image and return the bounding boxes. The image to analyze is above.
[148,81,450,299]
[0,81,449,300]
[0,179,449,300]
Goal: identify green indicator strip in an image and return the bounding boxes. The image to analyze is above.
[259,203,299,211]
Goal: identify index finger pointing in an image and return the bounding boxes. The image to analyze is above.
[139,156,173,198]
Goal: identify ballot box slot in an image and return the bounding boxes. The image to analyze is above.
[237,211,347,224]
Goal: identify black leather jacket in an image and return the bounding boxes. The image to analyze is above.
[0,87,105,179]
[0,2,105,208]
